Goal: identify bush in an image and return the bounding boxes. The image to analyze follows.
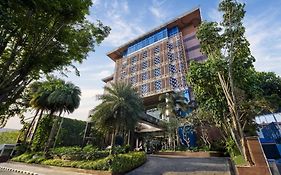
[112,145,130,154]
[12,152,46,163]
[51,146,109,161]
[12,151,146,173]
[111,152,146,173]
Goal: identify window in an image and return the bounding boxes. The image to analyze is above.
[154,68,161,77]
[121,71,126,79]
[130,76,136,84]
[131,56,138,64]
[131,65,137,73]
[154,56,161,65]
[141,84,148,94]
[169,77,178,88]
[142,61,148,70]
[169,64,176,74]
[154,46,160,55]
[167,52,174,62]
[142,72,148,80]
[155,80,162,91]
[142,51,148,58]
[167,42,173,51]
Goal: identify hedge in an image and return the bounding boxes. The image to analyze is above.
[12,151,146,174]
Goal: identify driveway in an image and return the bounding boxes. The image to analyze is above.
[127,155,232,175]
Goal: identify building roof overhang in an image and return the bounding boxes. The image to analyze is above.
[107,7,201,61]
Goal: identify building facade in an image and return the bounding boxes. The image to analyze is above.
[103,8,206,118]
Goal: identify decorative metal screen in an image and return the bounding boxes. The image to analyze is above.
[154,68,161,77]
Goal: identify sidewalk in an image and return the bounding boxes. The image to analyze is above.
[0,161,111,175]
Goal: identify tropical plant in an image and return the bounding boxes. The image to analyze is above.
[188,0,281,162]
[0,0,110,127]
[91,82,144,153]
[44,80,81,153]
[157,91,193,119]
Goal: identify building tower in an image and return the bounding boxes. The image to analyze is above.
[103,8,206,120]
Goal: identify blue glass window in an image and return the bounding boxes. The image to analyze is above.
[168,26,179,37]
[167,43,173,51]
[169,77,178,88]
[154,46,160,55]
[131,65,137,73]
[154,68,161,77]
[142,51,148,58]
[169,64,176,74]
[130,76,136,84]
[141,84,148,94]
[154,56,161,65]
[142,61,148,70]
[167,52,174,62]
[123,28,168,56]
[142,72,148,80]
[131,56,137,64]
[155,80,162,91]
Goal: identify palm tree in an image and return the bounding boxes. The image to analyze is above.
[91,82,144,153]
[44,80,81,153]
[22,81,52,144]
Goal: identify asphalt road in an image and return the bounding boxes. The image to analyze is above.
[127,155,232,175]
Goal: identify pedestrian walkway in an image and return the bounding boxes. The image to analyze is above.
[127,155,232,175]
[0,162,110,175]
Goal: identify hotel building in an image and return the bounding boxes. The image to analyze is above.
[102,8,206,121]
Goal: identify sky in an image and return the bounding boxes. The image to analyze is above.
[4,0,281,129]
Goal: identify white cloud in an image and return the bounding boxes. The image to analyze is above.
[207,5,281,76]
[149,0,168,20]
[244,8,281,75]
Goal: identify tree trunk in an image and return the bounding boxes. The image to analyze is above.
[53,117,64,148]
[22,110,39,143]
[44,111,62,153]
[29,110,44,144]
[127,130,130,145]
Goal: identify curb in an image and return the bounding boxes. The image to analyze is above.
[0,166,40,175]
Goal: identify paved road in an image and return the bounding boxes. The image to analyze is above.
[0,162,108,175]
[127,155,232,175]
[0,169,22,175]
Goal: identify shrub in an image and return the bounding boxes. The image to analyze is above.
[12,152,46,163]
[111,152,146,173]
[13,151,146,173]
[11,153,34,162]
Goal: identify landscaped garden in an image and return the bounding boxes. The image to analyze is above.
[12,145,146,174]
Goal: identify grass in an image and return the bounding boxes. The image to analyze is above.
[233,155,248,166]
[0,131,19,144]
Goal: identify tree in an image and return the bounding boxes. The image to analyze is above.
[157,91,195,149]
[157,91,192,119]
[188,0,278,162]
[91,82,144,153]
[0,0,110,127]
[44,80,81,153]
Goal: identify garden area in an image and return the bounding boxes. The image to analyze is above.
[12,145,146,174]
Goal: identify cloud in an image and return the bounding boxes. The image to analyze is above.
[244,7,281,75]
[89,0,146,47]
[149,0,168,20]
[207,5,281,76]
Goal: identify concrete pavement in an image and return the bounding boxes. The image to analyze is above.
[0,169,22,175]
[0,162,110,175]
[127,155,232,175]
